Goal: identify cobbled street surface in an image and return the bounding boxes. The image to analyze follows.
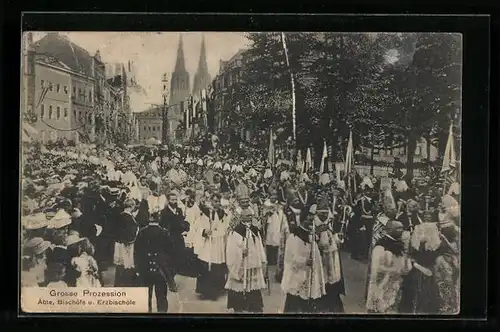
[102,251,368,314]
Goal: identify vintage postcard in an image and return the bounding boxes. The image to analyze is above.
[20,31,461,314]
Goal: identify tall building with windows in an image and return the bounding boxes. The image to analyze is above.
[23,32,134,144]
[212,48,245,135]
[134,73,183,144]
[135,107,163,144]
[27,32,109,143]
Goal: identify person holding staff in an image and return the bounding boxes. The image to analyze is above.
[194,192,229,300]
[225,208,267,313]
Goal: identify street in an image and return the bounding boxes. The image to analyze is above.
[102,251,368,314]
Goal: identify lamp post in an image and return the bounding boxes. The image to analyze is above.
[161,74,169,145]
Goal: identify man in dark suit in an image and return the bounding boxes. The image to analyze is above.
[349,187,374,261]
[160,191,190,278]
[134,212,176,313]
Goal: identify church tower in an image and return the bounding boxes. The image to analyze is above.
[170,34,190,105]
[192,34,212,96]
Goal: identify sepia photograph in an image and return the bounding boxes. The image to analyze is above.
[20,30,462,314]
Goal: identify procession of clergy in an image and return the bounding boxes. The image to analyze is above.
[21,143,460,314]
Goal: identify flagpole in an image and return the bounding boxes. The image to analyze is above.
[281,32,296,143]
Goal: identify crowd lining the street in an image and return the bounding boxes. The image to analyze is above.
[21,140,460,314]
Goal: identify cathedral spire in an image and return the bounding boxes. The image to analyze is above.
[192,34,211,95]
[196,34,209,75]
[174,34,187,73]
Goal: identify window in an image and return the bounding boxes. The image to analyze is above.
[89,90,92,101]
[73,86,76,95]
[78,88,82,99]
[40,104,45,119]
[415,145,421,156]
[56,106,61,119]
[64,108,68,118]
[152,126,156,131]
[56,84,60,93]
[48,106,53,119]
[41,80,44,88]
[64,86,68,94]
[49,82,53,91]
[73,110,76,119]
[144,126,147,131]
[149,126,151,131]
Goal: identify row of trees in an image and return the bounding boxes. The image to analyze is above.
[225,32,461,176]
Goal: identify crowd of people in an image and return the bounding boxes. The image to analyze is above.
[21,140,461,314]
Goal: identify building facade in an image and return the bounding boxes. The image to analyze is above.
[212,49,245,136]
[136,107,164,144]
[23,32,135,145]
[35,60,74,142]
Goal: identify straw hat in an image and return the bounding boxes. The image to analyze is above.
[46,209,72,229]
[23,213,49,230]
[65,234,85,246]
[24,237,51,255]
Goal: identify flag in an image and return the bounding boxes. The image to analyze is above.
[345,131,356,193]
[319,140,328,177]
[207,84,214,100]
[441,122,458,192]
[305,147,312,171]
[36,82,50,109]
[188,96,194,126]
[268,129,275,167]
[297,149,303,174]
[181,100,188,132]
[335,162,342,185]
[193,95,200,120]
[201,89,207,112]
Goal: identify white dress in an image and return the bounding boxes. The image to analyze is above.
[72,252,102,287]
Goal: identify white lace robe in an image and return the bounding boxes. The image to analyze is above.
[184,203,201,248]
[225,226,267,292]
[266,208,286,247]
[193,211,228,264]
[281,233,326,300]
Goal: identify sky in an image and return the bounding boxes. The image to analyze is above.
[32,32,249,110]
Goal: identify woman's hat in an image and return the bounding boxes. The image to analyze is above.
[47,209,72,229]
[65,234,85,247]
[24,237,51,255]
[23,213,49,230]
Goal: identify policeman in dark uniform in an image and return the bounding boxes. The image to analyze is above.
[134,212,176,313]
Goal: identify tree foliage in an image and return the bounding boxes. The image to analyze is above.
[225,32,461,173]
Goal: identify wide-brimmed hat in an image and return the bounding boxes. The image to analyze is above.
[23,213,49,230]
[46,209,72,229]
[24,237,51,255]
[65,234,85,246]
